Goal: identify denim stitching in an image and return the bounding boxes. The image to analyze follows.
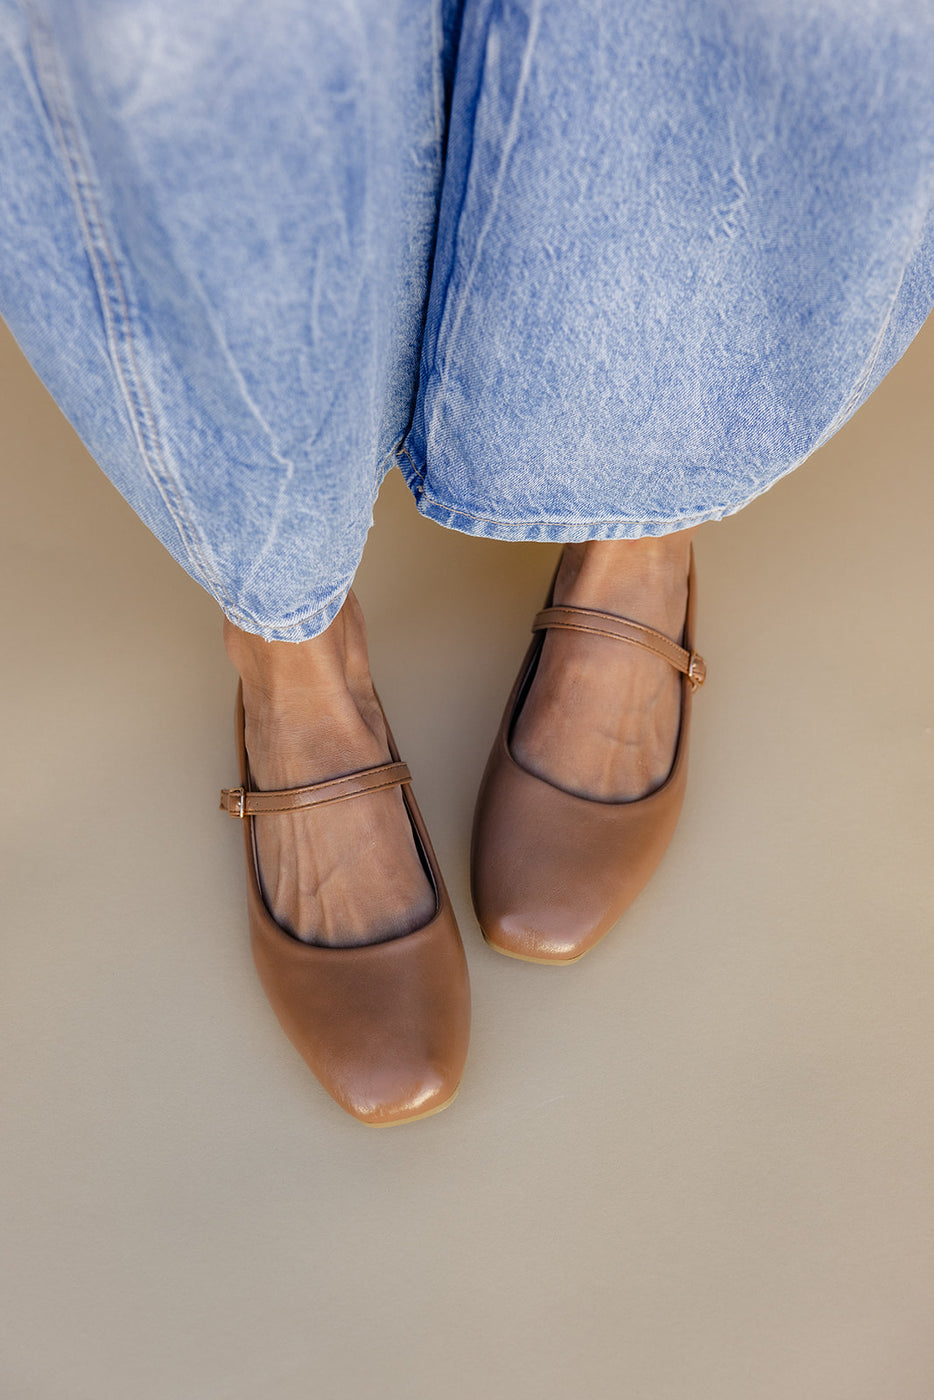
[809,217,928,456]
[426,0,542,455]
[225,575,356,638]
[416,6,486,402]
[815,292,901,449]
[410,428,855,534]
[395,442,426,483]
[412,486,743,529]
[26,6,235,614]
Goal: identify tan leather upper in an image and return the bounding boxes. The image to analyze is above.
[470,551,705,964]
[223,686,470,1124]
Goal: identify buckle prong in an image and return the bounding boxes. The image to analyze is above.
[687,652,707,690]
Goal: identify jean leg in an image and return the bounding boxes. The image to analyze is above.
[0,0,455,638]
[403,0,934,541]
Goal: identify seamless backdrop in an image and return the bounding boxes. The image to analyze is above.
[1,311,933,1400]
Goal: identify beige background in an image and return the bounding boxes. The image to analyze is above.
[2,311,933,1400]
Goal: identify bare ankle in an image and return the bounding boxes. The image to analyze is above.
[222,593,391,785]
[564,530,696,586]
[556,531,696,634]
[223,593,373,704]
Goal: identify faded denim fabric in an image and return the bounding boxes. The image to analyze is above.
[1,0,933,640]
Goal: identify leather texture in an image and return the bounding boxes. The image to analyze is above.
[470,551,705,964]
[224,686,470,1124]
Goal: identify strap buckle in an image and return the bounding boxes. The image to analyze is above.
[221,787,246,818]
[687,652,707,690]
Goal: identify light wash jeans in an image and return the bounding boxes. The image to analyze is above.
[2,1,933,639]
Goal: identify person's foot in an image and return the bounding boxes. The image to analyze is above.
[510,531,697,802]
[223,594,435,946]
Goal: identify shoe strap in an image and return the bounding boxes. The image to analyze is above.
[532,605,707,689]
[220,760,411,818]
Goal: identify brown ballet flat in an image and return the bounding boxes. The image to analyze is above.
[470,551,706,964]
[221,686,470,1124]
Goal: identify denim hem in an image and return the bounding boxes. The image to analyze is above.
[219,578,353,643]
[393,448,794,542]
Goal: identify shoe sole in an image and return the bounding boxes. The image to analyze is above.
[364,1084,461,1127]
[480,930,587,966]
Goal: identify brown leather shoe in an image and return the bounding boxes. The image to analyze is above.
[470,552,706,964]
[221,686,470,1124]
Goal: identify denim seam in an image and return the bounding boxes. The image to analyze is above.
[424,1,542,458]
[395,442,426,485]
[26,6,236,618]
[815,290,901,450]
[408,467,767,526]
[430,0,445,151]
[224,575,356,638]
[417,10,485,402]
[397,433,766,527]
[408,484,749,529]
[810,194,933,454]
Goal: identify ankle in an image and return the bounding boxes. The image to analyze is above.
[556,532,696,635]
[564,531,694,585]
[223,594,390,779]
[224,594,371,702]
